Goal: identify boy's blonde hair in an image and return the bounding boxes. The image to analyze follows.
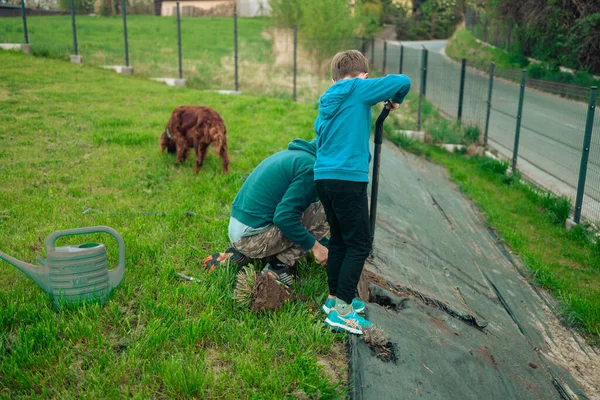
[330,50,369,81]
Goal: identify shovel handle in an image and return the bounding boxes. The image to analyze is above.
[370,101,393,243]
[45,226,126,289]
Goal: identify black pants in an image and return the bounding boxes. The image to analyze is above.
[315,179,372,304]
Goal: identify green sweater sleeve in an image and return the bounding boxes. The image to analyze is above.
[272,168,317,251]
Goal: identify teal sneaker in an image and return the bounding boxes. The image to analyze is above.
[325,310,373,335]
[322,298,365,315]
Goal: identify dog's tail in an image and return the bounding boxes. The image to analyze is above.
[211,123,229,173]
[211,124,227,154]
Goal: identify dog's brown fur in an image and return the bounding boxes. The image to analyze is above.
[160,105,230,173]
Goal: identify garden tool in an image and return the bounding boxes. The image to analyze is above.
[0,226,125,307]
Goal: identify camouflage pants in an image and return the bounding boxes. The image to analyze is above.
[232,202,329,266]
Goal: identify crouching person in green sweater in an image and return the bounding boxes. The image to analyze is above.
[203,138,329,286]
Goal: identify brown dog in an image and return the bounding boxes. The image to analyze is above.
[160,105,230,173]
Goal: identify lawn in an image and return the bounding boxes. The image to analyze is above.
[0,15,334,102]
[0,51,346,398]
[446,27,600,89]
[445,27,517,72]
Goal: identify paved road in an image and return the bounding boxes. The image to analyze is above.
[370,39,600,222]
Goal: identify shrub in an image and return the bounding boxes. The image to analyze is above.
[268,0,302,28]
[427,119,463,144]
[58,0,94,12]
[527,63,546,80]
[462,125,481,145]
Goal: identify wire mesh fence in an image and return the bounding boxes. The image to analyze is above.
[372,38,384,72]
[486,66,522,156]
[3,8,600,224]
[584,104,600,221]
[369,41,600,224]
[519,78,588,187]
[401,45,421,95]
[425,51,461,119]
[461,65,489,130]
[1,6,323,100]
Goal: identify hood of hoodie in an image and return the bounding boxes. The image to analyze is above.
[288,138,316,157]
[317,78,360,120]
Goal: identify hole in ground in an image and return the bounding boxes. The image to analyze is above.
[368,282,410,312]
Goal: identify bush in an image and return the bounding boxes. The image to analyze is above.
[573,69,599,87]
[476,157,509,175]
[539,192,571,225]
[299,0,359,66]
[269,0,379,75]
[268,0,302,28]
[427,119,463,144]
[527,63,546,80]
[462,125,481,145]
[507,47,529,68]
[58,0,94,12]
[356,0,383,39]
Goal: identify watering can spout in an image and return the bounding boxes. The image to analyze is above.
[0,250,50,292]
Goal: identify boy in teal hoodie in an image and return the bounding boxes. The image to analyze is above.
[315,50,411,334]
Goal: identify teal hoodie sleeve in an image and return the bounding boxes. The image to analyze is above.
[272,167,318,251]
[356,74,412,107]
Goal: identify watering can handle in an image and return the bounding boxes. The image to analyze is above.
[45,226,126,289]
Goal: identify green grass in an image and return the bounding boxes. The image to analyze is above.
[383,91,480,146]
[386,119,600,344]
[0,15,332,102]
[446,27,518,71]
[446,27,600,90]
[0,51,347,398]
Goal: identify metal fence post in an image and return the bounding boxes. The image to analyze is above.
[176,1,182,79]
[422,48,428,96]
[122,0,129,67]
[399,44,403,74]
[484,62,495,146]
[234,3,238,92]
[457,58,466,122]
[361,36,365,54]
[70,0,78,55]
[512,69,527,173]
[370,38,374,65]
[293,24,297,102]
[382,40,387,74]
[573,86,598,224]
[417,49,427,131]
[20,0,28,44]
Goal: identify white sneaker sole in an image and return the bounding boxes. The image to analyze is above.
[322,304,365,315]
[325,318,363,335]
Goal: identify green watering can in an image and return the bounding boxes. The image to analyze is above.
[0,226,125,307]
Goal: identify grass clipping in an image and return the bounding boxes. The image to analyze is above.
[234,266,291,312]
[362,326,396,362]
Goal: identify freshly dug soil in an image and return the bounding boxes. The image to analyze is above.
[251,274,290,312]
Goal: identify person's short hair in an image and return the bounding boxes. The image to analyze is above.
[330,50,369,81]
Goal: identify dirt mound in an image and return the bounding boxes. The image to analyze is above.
[252,274,290,312]
[234,267,291,312]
